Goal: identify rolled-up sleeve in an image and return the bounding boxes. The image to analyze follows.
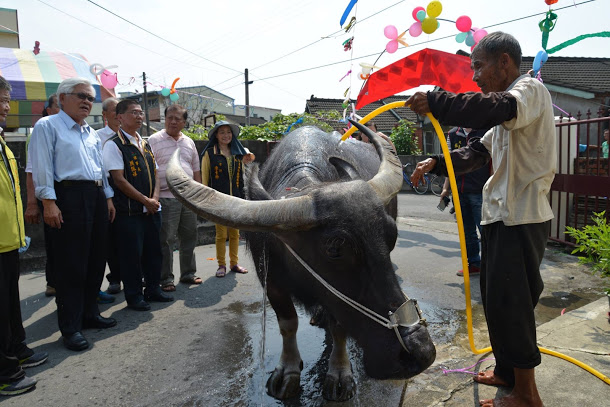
[30,121,57,200]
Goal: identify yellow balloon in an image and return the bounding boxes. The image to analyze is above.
[421,16,438,34]
[427,1,443,18]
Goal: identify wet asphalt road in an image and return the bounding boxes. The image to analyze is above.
[7,191,604,407]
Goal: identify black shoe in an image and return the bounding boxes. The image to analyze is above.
[19,351,49,368]
[83,315,117,329]
[127,299,151,311]
[144,290,174,303]
[63,332,89,351]
[0,375,37,396]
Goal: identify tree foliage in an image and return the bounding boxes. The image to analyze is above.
[565,211,610,294]
[389,119,420,155]
[239,112,335,142]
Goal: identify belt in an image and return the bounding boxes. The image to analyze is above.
[56,179,103,187]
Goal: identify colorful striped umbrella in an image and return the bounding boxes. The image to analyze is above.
[0,47,102,127]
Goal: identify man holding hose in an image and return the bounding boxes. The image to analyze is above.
[408,31,555,407]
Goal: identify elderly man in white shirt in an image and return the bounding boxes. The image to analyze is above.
[408,32,554,407]
[148,104,202,291]
[29,77,117,352]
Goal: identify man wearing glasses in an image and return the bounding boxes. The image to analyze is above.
[29,78,117,352]
[148,105,202,292]
[103,99,173,312]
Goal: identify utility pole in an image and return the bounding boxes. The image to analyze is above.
[142,72,150,136]
[244,68,253,126]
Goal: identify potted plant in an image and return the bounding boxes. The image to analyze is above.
[565,211,610,308]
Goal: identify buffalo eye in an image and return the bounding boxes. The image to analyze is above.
[325,236,353,259]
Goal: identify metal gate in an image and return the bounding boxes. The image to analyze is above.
[549,110,610,245]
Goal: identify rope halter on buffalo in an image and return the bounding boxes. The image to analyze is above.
[284,243,426,354]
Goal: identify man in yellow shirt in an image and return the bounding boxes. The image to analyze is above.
[0,75,48,396]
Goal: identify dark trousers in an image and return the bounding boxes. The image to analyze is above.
[105,220,120,285]
[38,199,56,288]
[49,183,108,336]
[0,250,26,382]
[113,212,162,303]
[480,220,549,386]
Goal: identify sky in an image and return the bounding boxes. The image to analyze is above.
[2,0,610,115]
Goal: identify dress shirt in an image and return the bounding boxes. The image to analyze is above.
[148,130,199,198]
[96,125,118,147]
[103,129,148,171]
[30,110,113,200]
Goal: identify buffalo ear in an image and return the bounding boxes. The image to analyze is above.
[244,163,272,201]
[329,157,362,181]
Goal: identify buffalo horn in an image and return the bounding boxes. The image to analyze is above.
[349,120,404,204]
[166,150,318,232]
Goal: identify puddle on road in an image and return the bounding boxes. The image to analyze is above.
[176,288,604,406]
[536,288,605,325]
[185,301,405,407]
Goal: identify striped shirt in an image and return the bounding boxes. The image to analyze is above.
[148,130,200,198]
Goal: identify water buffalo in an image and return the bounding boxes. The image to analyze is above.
[166,121,436,401]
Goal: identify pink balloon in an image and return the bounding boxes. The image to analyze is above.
[412,6,425,21]
[386,40,398,54]
[473,29,488,43]
[384,25,398,39]
[100,70,118,89]
[409,21,422,37]
[455,15,472,33]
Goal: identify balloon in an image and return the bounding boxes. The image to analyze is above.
[100,70,118,89]
[386,40,399,53]
[473,29,488,43]
[416,10,426,22]
[409,22,423,37]
[426,1,442,18]
[455,32,468,43]
[532,50,549,73]
[161,88,170,97]
[412,6,425,21]
[384,25,398,39]
[169,93,179,101]
[421,17,437,34]
[465,32,475,47]
[456,16,472,33]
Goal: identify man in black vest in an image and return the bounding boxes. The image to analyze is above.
[102,99,173,311]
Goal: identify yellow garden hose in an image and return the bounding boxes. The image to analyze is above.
[342,100,610,385]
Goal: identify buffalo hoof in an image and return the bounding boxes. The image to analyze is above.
[266,365,302,399]
[322,371,356,401]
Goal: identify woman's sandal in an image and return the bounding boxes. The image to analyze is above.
[161,284,176,292]
[230,264,248,274]
[216,266,227,278]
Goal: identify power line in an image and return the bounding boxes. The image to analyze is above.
[253,0,598,82]
[84,0,242,75]
[251,0,408,71]
[34,0,222,74]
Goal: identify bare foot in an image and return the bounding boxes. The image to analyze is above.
[474,370,510,387]
[480,393,543,406]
